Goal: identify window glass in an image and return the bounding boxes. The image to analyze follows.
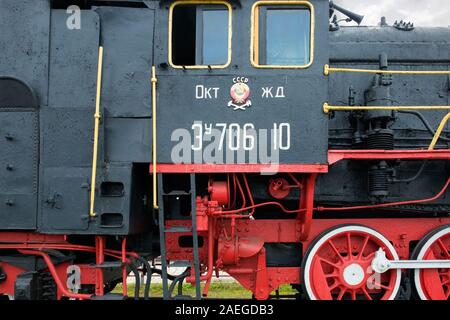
[171,4,230,67]
[254,5,311,67]
[266,9,310,65]
[202,10,228,65]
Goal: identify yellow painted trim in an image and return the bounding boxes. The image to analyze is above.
[168,0,232,69]
[429,113,450,150]
[324,64,450,76]
[90,46,104,218]
[254,5,260,65]
[151,66,159,209]
[323,102,450,114]
[250,1,315,69]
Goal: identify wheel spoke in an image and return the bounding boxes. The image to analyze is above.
[358,235,370,259]
[325,272,339,279]
[347,233,352,259]
[319,257,339,269]
[361,287,373,300]
[373,282,391,291]
[351,290,357,300]
[364,251,376,261]
[436,239,450,258]
[327,240,345,263]
[329,282,340,291]
[337,288,346,300]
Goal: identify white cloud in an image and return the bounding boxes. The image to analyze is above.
[333,0,450,27]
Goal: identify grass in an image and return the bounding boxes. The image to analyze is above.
[112,282,298,299]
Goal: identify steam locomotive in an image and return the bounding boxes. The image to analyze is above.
[0,0,449,300]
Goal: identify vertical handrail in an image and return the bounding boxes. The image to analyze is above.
[151,66,159,209]
[190,174,202,299]
[89,46,104,217]
[157,176,169,299]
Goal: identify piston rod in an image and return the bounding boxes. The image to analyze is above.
[371,248,450,273]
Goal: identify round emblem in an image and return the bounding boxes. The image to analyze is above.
[230,82,250,104]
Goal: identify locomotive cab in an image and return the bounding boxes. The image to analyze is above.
[155,0,330,168]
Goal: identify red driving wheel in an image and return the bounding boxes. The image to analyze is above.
[302,225,401,300]
[413,225,450,300]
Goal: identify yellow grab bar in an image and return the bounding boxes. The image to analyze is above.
[323,103,450,114]
[90,46,104,218]
[151,66,159,209]
[324,64,450,76]
[429,113,450,150]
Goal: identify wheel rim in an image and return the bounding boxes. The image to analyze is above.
[303,225,401,300]
[414,226,450,300]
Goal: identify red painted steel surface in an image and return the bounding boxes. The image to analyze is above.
[150,163,328,173]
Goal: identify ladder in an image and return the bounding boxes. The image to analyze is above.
[157,173,202,300]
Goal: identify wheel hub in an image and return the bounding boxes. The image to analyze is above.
[342,263,365,286]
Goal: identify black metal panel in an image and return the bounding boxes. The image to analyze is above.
[41,107,97,167]
[40,167,90,231]
[265,243,302,267]
[48,10,100,108]
[105,118,151,162]
[0,0,50,106]
[0,111,38,229]
[95,6,154,117]
[330,27,450,62]
[155,0,329,165]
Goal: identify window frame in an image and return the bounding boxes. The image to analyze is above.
[168,0,233,69]
[250,1,315,69]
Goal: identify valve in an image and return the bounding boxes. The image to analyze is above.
[208,180,229,206]
[268,178,290,200]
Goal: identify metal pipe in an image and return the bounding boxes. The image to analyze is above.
[135,256,152,299]
[323,102,450,114]
[89,46,104,217]
[151,66,158,209]
[121,238,127,298]
[128,261,141,299]
[317,177,450,212]
[324,64,450,76]
[18,249,92,300]
[398,110,450,142]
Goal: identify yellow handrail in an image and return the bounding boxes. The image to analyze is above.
[151,66,159,209]
[90,46,104,217]
[323,103,450,114]
[324,64,450,76]
[429,113,450,150]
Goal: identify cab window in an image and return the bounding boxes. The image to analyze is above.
[170,2,231,68]
[252,2,313,68]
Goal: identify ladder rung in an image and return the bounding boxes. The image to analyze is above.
[170,260,191,268]
[173,295,194,300]
[164,226,191,233]
[93,261,124,268]
[163,191,191,196]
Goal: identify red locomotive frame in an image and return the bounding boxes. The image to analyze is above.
[1,149,448,300]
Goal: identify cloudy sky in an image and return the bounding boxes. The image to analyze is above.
[334,0,450,27]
